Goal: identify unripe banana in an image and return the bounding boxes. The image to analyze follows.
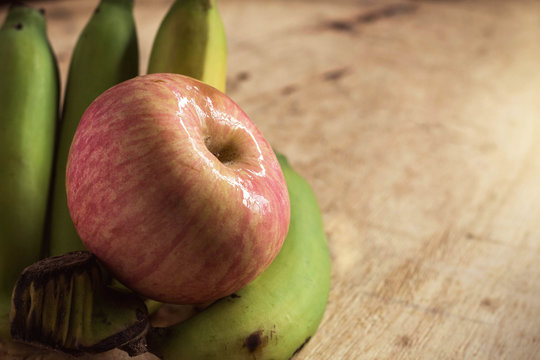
[147,153,331,359]
[0,3,59,338]
[147,0,227,92]
[48,0,139,256]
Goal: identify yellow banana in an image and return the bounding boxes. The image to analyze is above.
[147,0,227,92]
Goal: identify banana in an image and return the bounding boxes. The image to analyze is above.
[5,3,331,359]
[147,0,227,92]
[147,153,331,359]
[0,3,59,338]
[9,251,150,356]
[47,0,139,256]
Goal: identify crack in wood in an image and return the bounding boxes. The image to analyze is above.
[323,3,418,33]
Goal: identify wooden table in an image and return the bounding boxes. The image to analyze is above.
[1,0,539,358]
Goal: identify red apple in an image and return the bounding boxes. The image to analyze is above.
[65,73,290,304]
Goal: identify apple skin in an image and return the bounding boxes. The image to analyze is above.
[66,73,290,304]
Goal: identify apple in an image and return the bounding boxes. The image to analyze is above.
[65,73,290,304]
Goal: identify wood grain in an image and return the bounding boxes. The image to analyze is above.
[1,0,540,359]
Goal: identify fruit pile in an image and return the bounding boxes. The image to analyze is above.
[0,1,331,359]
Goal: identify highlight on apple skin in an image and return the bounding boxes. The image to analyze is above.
[65,73,290,305]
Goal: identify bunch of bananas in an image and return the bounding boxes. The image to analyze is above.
[0,1,331,359]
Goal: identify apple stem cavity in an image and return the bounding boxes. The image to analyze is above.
[204,135,240,165]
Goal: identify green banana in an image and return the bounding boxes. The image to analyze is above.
[147,0,227,92]
[10,251,150,356]
[146,153,331,359]
[0,3,59,338]
[48,0,139,256]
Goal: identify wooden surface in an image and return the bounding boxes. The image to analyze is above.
[1,0,540,359]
